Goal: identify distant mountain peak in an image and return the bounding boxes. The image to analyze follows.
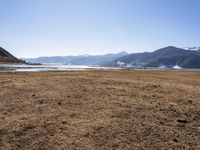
[165,46,178,49]
[117,51,128,55]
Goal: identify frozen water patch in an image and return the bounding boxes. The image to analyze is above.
[0,64,117,72]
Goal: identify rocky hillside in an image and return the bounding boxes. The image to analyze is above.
[106,46,200,69]
[0,47,25,64]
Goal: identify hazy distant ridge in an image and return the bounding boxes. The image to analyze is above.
[22,51,128,66]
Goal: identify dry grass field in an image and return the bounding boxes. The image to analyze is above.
[0,70,200,149]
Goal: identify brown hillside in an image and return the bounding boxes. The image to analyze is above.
[0,47,25,64]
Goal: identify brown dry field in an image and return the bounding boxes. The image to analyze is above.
[0,70,200,150]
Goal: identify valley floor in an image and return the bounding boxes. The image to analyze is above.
[0,70,200,149]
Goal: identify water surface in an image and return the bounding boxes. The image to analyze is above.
[0,64,114,72]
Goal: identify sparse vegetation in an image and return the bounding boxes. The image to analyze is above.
[0,70,200,149]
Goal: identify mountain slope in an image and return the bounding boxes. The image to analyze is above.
[0,47,25,64]
[22,51,128,66]
[106,46,200,69]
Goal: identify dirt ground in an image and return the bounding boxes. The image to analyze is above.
[0,70,200,150]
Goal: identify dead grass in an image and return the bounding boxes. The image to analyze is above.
[0,70,200,149]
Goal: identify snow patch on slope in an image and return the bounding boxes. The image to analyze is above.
[173,65,182,69]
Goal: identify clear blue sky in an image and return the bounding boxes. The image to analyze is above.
[0,0,200,58]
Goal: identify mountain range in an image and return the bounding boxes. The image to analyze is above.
[1,46,200,69]
[22,51,128,66]
[106,46,200,69]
